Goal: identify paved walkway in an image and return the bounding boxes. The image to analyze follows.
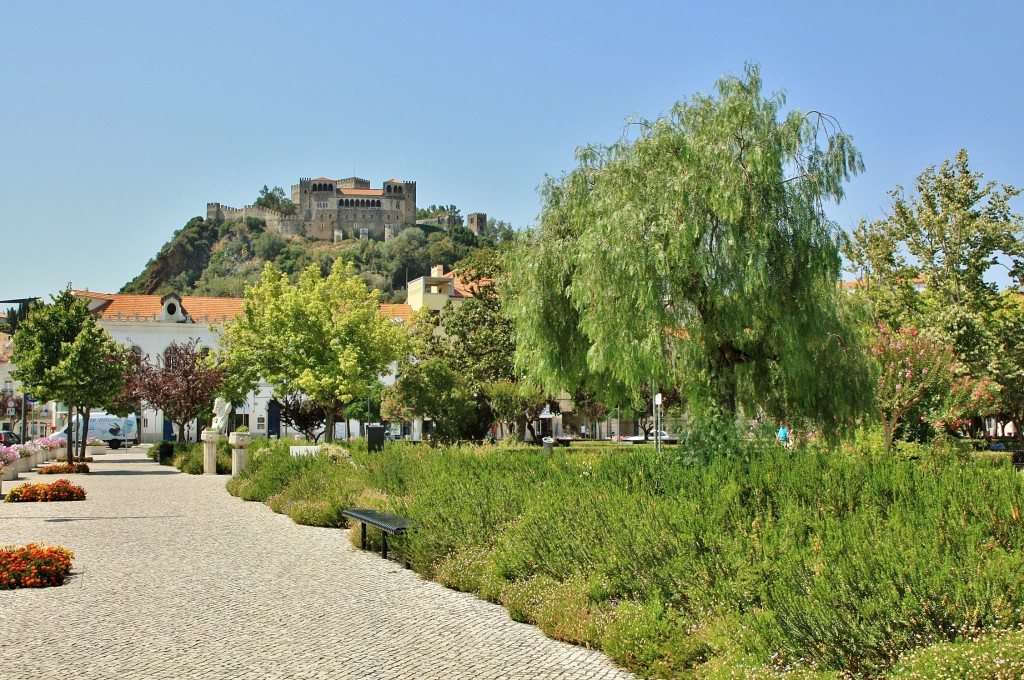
[0,450,633,680]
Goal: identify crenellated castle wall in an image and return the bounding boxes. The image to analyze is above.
[207,203,308,236]
[208,175,419,243]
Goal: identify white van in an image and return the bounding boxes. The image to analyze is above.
[55,412,139,449]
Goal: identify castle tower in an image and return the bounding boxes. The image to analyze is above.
[383,179,417,230]
[467,212,488,236]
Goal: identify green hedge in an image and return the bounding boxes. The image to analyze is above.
[224,436,1024,678]
[163,441,231,475]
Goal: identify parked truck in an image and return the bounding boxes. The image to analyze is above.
[54,412,139,449]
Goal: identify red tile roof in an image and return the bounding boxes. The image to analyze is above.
[430,266,492,299]
[379,303,413,321]
[339,188,384,197]
[73,291,244,323]
[74,291,412,325]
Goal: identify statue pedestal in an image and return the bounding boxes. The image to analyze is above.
[201,431,223,475]
[229,432,252,477]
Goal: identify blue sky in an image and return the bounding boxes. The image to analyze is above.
[2,1,1022,302]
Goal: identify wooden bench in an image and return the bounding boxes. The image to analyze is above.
[342,508,414,561]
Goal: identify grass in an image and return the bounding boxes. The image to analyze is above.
[225,434,1024,678]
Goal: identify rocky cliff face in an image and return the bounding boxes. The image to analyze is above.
[120,217,217,295]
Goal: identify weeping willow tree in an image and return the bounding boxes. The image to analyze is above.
[508,65,874,430]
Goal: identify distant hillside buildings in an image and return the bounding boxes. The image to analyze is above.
[208,175,487,243]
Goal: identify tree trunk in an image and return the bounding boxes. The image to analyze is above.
[66,406,76,465]
[177,421,185,443]
[324,408,335,444]
[883,419,894,453]
[79,410,91,458]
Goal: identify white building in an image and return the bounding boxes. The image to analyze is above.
[72,291,278,442]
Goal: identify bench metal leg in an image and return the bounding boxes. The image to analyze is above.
[381,532,388,559]
[360,522,367,550]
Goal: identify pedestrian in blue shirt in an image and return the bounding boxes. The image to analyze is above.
[777,421,790,449]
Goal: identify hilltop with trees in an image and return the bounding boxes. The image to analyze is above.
[120,190,516,301]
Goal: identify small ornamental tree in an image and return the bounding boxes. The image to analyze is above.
[11,288,131,463]
[482,381,528,438]
[936,375,999,436]
[136,339,225,442]
[58,323,134,457]
[273,393,331,442]
[873,325,958,451]
[381,358,479,442]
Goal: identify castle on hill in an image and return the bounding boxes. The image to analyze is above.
[208,175,489,244]
[208,176,417,242]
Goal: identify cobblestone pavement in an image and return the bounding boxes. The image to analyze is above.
[0,450,634,680]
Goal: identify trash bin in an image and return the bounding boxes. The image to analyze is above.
[367,424,386,452]
[542,436,554,453]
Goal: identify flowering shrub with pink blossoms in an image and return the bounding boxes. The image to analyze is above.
[33,436,66,451]
[873,324,958,451]
[872,324,1001,449]
[0,445,20,468]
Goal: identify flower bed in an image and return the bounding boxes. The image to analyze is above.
[0,445,21,468]
[5,479,87,502]
[38,462,90,474]
[0,543,75,589]
[34,436,66,450]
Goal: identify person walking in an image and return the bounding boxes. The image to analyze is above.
[777,421,791,449]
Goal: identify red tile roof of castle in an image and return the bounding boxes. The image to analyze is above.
[338,188,384,196]
[73,291,245,322]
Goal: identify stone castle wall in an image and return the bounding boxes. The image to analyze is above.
[209,176,418,243]
[206,203,306,236]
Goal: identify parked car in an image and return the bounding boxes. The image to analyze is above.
[0,430,22,446]
[619,430,679,444]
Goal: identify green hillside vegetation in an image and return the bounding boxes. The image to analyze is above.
[120,191,516,301]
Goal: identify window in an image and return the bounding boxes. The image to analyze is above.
[256,416,266,431]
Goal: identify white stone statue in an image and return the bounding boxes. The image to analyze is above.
[211,398,231,434]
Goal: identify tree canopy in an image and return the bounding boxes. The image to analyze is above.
[254,185,297,216]
[218,260,408,442]
[508,64,872,429]
[11,288,132,461]
[844,150,1024,437]
[135,339,224,442]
